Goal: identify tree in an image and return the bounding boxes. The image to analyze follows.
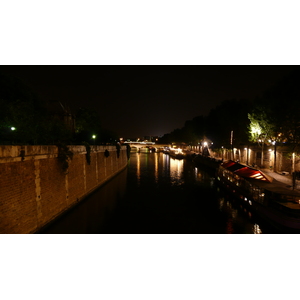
[74,107,119,144]
[0,73,75,145]
[205,99,251,149]
[248,109,275,167]
[0,73,47,144]
[247,69,300,169]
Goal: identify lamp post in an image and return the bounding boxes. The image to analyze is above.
[273,141,277,172]
[10,127,16,144]
[92,135,96,145]
[221,146,224,161]
[230,131,234,160]
[203,141,208,156]
[245,147,249,165]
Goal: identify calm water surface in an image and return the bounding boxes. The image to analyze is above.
[41,151,279,234]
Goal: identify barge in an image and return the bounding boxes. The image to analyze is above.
[217,160,300,232]
[165,147,185,159]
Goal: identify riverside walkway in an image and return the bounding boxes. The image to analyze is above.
[189,150,300,192]
[261,168,300,192]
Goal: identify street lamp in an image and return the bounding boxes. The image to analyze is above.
[11,127,16,131]
[92,135,96,145]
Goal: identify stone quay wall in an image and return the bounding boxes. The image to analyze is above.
[0,145,128,234]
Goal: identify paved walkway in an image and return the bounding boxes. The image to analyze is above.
[188,151,300,191]
[261,169,294,187]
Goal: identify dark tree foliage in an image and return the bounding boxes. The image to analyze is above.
[205,99,252,148]
[74,107,118,144]
[74,107,102,143]
[257,69,300,149]
[160,100,251,147]
[0,73,74,145]
[0,73,118,145]
[159,115,206,144]
[0,73,50,144]
[181,116,206,144]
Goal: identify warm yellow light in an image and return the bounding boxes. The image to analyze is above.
[92,135,96,139]
[250,123,261,135]
[204,142,208,146]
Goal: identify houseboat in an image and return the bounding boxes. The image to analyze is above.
[217,160,300,232]
[168,148,185,160]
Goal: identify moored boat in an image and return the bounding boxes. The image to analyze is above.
[217,160,300,232]
[168,150,185,159]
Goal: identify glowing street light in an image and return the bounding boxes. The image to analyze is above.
[92,135,96,145]
[11,127,16,131]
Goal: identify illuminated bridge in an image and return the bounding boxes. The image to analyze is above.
[124,141,171,151]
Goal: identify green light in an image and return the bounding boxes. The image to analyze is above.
[11,127,16,131]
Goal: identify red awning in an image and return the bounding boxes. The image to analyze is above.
[234,167,273,182]
[221,160,236,168]
[221,161,273,182]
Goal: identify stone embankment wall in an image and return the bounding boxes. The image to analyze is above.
[0,145,128,234]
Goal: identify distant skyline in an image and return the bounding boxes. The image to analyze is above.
[1,65,299,138]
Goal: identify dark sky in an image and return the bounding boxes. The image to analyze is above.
[1,65,299,138]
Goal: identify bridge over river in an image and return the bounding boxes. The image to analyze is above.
[124,141,171,151]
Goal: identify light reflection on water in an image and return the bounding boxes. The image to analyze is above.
[154,152,159,183]
[136,152,141,186]
[254,224,262,234]
[169,158,184,186]
[126,152,274,233]
[41,151,276,234]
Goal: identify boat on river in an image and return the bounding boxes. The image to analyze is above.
[216,160,300,232]
[168,149,185,159]
[163,147,186,159]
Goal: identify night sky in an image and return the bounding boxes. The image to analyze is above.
[1,65,300,139]
[2,2,300,298]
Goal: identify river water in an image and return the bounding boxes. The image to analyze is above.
[40,150,280,234]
